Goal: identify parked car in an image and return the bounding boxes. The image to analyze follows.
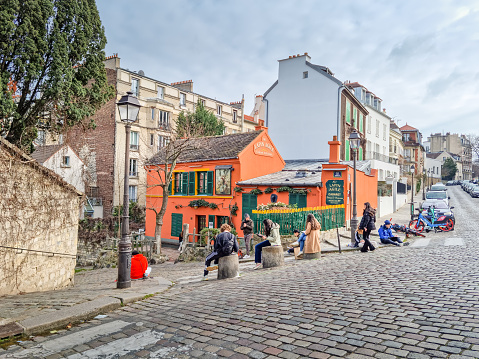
[431,183,447,191]
[471,185,479,198]
[462,180,470,190]
[425,190,449,206]
[465,183,476,194]
[420,201,455,224]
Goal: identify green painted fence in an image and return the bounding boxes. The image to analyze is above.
[252,205,345,236]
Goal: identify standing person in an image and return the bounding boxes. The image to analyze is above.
[203,223,239,280]
[378,220,403,246]
[240,213,254,259]
[254,219,281,270]
[178,230,183,252]
[358,202,377,252]
[303,213,321,256]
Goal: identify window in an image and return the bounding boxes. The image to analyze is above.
[303,71,308,79]
[128,185,137,202]
[200,99,205,106]
[150,133,154,146]
[173,172,188,195]
[375,120,380,137]
[367,116,371,134]
[383,124,387,140]
[233,110,237,123]
[360,115,364,133]
[197,171,213,195]
[158,111,169,129]
[157,86,164,99]
[346,101,351,124]
[129,159,138,177]
[130,131,139,150]
[62,156,70,167]
[131,78,139,96]
[157,135,169,150]
[151,108,155,120]
[180,93,186,106]
[217,105,222,116]
[36,130,46,145]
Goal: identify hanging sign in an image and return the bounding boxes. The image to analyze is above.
[326,180,344,205]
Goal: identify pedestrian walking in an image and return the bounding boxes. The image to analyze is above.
[240,213,254,259]
[358,202,376,252]
[303,213,321,256]
[203,223,239,280]
[254,219,281,269]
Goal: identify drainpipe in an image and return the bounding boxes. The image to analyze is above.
[337,84,346,140]
[263,97,269,128]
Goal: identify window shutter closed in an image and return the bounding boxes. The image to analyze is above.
[188,172,195,195]
[171,213,183,237]
[299,194,307,208]
[181,173,188,194]
[206,171,214,195]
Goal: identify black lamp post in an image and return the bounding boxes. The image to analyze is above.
[349,129,361,245]
[410,164,415,221]
[116,91,141,289]
[427,168,431,190]
[422,168,426,200]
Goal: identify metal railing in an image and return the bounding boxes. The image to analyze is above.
[252,205,345,236]
[106,230,153,259]
[130,144,139,150]
[365,151,390,163]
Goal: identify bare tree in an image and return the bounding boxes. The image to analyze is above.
[469,134,479,159]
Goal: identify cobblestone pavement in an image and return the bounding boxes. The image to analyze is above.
[3,186,479,358]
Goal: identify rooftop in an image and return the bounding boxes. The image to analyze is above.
[31,145,64,164]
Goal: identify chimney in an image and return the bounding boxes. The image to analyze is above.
[255,124,268,132]
[171,80,193,92]
[328,135,341,164]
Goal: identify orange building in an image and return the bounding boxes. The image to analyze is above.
[146,131,377,243]
[145,127,285,242]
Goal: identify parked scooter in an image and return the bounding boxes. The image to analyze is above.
[409,207,454,233]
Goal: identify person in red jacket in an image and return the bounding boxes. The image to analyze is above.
[131,251,151,279]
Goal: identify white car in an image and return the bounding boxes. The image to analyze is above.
[425,190,449,206]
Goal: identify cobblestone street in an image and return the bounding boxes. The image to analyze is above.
[2,186,479,359]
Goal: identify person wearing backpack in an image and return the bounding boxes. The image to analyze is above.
[203,223,239,280]
[358,202,376,252]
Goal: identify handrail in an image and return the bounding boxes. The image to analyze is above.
[0,245,76,259]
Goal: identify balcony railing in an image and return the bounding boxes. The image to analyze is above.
[158,123,170,131]
[129,171,138,177]
[365,151,390,163]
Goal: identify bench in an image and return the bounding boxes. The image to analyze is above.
[262,246,284,268]
[218,253,239,280]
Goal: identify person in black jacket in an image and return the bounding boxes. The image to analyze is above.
[240,213,254,259]
[358,202,376,252]
[203,223,239,280]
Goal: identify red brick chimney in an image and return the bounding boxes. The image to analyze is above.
[255,124,268,132]
[328,135,341,163]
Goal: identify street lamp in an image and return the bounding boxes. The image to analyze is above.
[349,129,361,245]
[410,164,415,221]
[116,91,141,289]
[422,168,426,200]
[427,169,431,190]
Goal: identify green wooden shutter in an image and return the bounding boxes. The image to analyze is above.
[206,171,214,195]
[188,171,195,195]
[346,101,350,124]
[360,115,364,133]
[168,181,172,195]
[345,140,350,161]
[359,147,363,160]
[299,194,307,208]
[353,107,357,127]
[208,215,215,228]
[171,213,183,237]
[242,193,257,219]
[181,173,188,195]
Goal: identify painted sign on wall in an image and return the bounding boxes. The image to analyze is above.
[253,136,274,157]
[326,180,344,205]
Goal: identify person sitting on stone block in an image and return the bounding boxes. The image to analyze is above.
[203,223,239,281]
[131,251,151,279]
[254,219,281,270]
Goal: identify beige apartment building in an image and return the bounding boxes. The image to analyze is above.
[42,54,259,217]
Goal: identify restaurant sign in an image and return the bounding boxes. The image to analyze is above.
[326,180,344,205]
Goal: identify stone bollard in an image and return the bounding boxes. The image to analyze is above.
[303,252,321,260]
[262,246,284,268]
[218,254,239,280]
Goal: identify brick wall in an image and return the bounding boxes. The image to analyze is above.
[0,139,81,296]
[66,68,118,217]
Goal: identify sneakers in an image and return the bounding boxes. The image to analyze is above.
[206,265,218,272]
[253,263,262,270]
[243,255,250,259]
[202,276,208,281]
[403,242,410,246]
[297,251,303,256]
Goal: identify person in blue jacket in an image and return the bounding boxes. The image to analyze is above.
[378,220,403,246]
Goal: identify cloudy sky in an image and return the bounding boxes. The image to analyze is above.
[96,0,479,136]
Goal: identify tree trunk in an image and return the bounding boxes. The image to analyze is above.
[154,190,170,255]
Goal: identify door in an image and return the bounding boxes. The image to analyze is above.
[242,193,257,219]
[197,215,207,234]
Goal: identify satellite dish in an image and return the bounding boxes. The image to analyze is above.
[271,194,278,203]
[138,70,145,76]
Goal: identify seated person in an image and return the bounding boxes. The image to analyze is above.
[131,251,151,279]
[254,219,281,270]
[203,223,239,280]
[286,229,307,255]
[378,220,403,246]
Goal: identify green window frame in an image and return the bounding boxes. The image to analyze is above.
[289,193,307,208]
[173,172,188,195]
[345,140,350,161]
[216,216,229,228]
[346,101,351,124]
[188,171,195,195]
[360,115,364,133]
[359,147,363,161]
[353,107,357,127]
[171,213,183,237]
[197,171,214,195]
[208,215,215,228]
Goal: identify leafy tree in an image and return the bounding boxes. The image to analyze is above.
[0,0,114,151]
[175,100,225,138]
[442,158,457,180]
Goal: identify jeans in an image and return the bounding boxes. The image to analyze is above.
[204,251,221,276]
[255,240,271,264]
[244,234,253,255]
[380,236,402,246]
[361,230,375,252]
[298,233,306,252]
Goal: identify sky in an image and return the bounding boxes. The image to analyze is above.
[96,0,479,137]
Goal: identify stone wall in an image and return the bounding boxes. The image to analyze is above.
[0,139,82,296]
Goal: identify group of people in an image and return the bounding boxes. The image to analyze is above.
[356,201,406,252]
